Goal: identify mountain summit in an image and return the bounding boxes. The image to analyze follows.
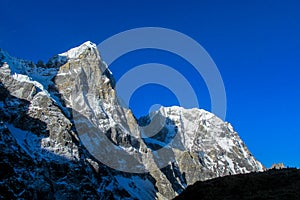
[0,42,263,199]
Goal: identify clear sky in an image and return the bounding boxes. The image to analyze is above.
[1,0,299,168]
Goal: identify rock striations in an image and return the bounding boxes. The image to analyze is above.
[0,42,263,199]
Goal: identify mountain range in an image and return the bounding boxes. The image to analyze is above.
[0,42,263,199]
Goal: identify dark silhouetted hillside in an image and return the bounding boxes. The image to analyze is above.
[174,168,300,200]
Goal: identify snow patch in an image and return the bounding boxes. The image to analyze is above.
[59,41,97,59]
[115,175,156,200]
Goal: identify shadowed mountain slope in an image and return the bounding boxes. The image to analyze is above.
[174,168,300,200]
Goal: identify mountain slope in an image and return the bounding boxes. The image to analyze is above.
[0,42,263,199]
[174,168,300,200]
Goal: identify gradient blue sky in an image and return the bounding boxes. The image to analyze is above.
[1,0,299,168]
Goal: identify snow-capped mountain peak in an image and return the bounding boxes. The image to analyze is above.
[58,41,98,59]
[0,42,264,199]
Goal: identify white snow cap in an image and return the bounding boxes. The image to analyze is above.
[58,41,97,59]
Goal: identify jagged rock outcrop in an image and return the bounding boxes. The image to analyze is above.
[0,42,263,199]
[270,163,285,169]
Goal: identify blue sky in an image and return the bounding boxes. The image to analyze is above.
[1,0,299,168]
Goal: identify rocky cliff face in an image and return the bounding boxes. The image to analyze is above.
[0,42,263,199]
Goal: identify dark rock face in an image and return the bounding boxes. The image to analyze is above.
[0,42,264,199]
[174,168,300,200]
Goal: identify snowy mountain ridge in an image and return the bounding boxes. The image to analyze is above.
[0,42,263,199]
